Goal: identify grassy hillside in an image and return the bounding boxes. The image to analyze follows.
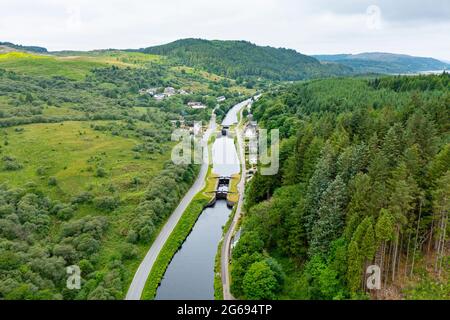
[0,41,47,53]
[0,51,163,80]
[0,52,112,80]
[314,52,450,74]
[135,38,352,81]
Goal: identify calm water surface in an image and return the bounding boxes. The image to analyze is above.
[155,103,243,300]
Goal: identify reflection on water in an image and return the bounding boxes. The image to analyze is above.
[221,99,251,127]
[155,201,231,300]
[213,136,240,176]
[155,133,240,300]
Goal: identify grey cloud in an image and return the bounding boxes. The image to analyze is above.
[301,0,450,22]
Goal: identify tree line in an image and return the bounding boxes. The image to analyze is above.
[231,73,449,299]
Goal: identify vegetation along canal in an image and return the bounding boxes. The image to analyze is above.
[155,101,248,299]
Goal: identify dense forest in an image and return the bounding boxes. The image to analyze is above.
[0,42,48,54]
[136,39,353,81]
[314,53,450,74]
[231,73,449,299]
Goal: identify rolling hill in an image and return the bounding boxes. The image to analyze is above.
[314,52,450,74]
[133,38,353,80]
[0,41,47,53]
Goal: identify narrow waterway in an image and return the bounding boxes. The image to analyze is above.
[155,101,245,300]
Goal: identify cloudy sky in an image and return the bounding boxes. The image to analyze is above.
[1,0,449,60]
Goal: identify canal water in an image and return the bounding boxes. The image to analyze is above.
[155,101,245,300]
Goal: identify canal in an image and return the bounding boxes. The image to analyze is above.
[154,100,247,300]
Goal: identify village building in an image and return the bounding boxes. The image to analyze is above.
[146,88,158,95]
[244,120,258,139]
[187,101,207,109]
[193,122,202,136]
[178,89,189,95]
[139,87,158,96]
[169,119,185,127]
[164,87,176,96]
[216,96,226,102]
[244,126,257,139]
[153,93,166,101]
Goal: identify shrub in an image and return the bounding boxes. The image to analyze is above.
[71,191,94,204]
[95,167,107,178]
[126,229,138,244]
[56,206,74,221]
[138,225,153,242]
[93,196,119,211]
[36,167,46,176]
[119,243,138,260]
[2,156,22,171]
[48,177,58,186]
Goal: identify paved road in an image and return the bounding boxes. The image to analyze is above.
[125,114,216,300]
[221,105,247,300]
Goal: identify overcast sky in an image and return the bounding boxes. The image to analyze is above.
[1,0,449,60]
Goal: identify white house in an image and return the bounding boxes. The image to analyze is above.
[164,87,176,96]
[245,126,257,139]
[146,88,158,96]
[139,87,158,96]
[193,122,202,136]
[154,93,165,101]
[216,96,226,102]
[188,102,206,109]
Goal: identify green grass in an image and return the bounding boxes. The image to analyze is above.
[214,203,239,300]
[227,173,240,203]
[141,178,213,300]
[0,120,174,295]
[0,51,161,80]
[0,52,109,79]
[140,135,217,300]
[0,121,168,199]
[214,238,225,300]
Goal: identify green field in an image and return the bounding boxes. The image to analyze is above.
[0,121,169,200]
[0,120,177,297]
[0,52,107,79]
[0,51,165,80]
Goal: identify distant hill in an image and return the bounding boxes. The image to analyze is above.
[133,38,352,80]
[0,41,48,54]
[313,52,449,74]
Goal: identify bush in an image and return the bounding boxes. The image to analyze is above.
[2,156,23,171]
[93,196,119,211]
[119,243,138,260]
[138,225,153,242]
[36,167,46,175]
[56,206,74,220]
[95,167,107,178]
[126,229,138,244]
[243,261,279,300]
[71,191,94,204]
[48,177,58,186]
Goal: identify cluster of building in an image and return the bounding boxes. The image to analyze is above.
[139,87,227,109]
[186,96,226,109]
[139,87,190,101]
[187,101,207,109]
